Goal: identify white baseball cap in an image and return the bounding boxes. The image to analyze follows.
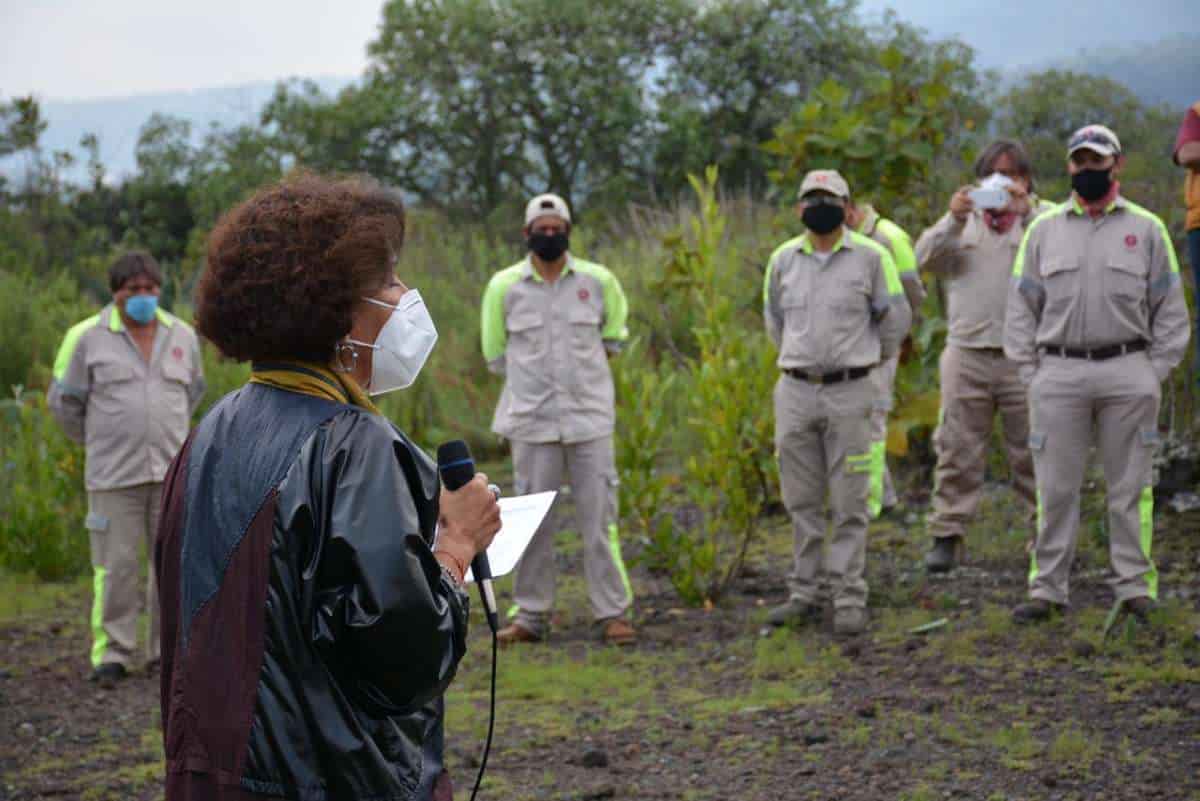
[1067,124,1121,158]
[797,169,850,200]
[524,193,571,226]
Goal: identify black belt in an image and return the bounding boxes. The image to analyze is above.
[784,366,873,385]
[1041,341,1147,361]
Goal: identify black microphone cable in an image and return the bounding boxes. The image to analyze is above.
[468,625,497,801]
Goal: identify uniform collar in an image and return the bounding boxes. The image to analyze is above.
[854,205,879,237]
[521,253,575,283]
[799,229,851,256]
[1068,192,1124,217]
[106,303,174,332]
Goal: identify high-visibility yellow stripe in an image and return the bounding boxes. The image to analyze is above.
[1139,486,1158,600]
[90,566,109,668]
[609,522,633,604]
[866,441,886,517]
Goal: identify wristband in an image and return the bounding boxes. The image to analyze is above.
[434,548,468,583]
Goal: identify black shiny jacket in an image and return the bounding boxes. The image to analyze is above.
[155,383,469,801]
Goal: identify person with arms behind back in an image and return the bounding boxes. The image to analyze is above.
[154,173,501,800]
[48,251,205,686]
[763,170,910,636]
[1005,125,1189,624]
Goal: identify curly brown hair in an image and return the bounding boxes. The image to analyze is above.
[195,172,406,363]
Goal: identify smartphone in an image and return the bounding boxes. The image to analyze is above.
[968,186,1009,210]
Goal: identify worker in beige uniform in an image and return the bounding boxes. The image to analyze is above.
[481,193,636,646]
[48,251,206,684]
[847,200,925,517]
[1005,125,1190,623]
[764,170,911,635]
[917,140,1051,572]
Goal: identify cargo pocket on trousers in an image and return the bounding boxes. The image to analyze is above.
[85,513,109,566]
[1139,428,1160,485]
[1028,431,1046,454]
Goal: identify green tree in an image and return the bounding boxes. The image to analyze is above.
[653,0,866,199]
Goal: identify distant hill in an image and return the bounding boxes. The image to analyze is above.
[6,76,354,184]
[5,27,1197,186]
[1049,34,1199,110]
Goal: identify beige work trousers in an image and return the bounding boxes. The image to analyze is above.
[509,436,633,636]
[86,482,162,669]
[869,354,900,514]
[775,374,875,609]
[1027,353,1160,605]
[928,344,1036,540]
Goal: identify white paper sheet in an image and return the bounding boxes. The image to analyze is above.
[465,491,557,583]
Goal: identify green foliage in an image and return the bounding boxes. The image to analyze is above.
[631,168,777,605]
[765,39,984,227]
[0,389,89,580]
[0,269,96,393]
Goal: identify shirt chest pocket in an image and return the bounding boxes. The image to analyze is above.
[1042,259,1081,308]
[566,302,603,358]
[1105,260,1147,302]
[507,308,546,361]
[160,359,191,386]
[828,276,870,333]
[92,362,136,389]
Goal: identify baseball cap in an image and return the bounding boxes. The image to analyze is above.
[797,170,850,200]
[1066,124,1121,158]
[524,193,571,226]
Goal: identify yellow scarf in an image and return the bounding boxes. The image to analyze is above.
[249,360,381,415]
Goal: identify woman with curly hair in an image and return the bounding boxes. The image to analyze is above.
[154,172,500,801]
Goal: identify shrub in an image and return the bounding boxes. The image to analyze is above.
[0,388,89,580]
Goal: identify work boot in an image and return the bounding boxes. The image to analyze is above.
[766,597,822,627]
[833,607,868,636]
[88,662,128,689]
[496,622,541,647]
[602,618,637,646]
[925,536,961,574]
[1011,598,1065,625]
[1123,596,1156,622]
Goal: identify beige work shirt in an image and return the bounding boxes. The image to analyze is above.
[1004,195,1190,383]
[481,255,629,444]
[858,205,927,315]
[48,304,206,491]
[763,229,911,372]
[916,201,1054,349]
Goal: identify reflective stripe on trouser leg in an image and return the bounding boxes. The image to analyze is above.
[90,566,109,668]
[1139,487,1158,600]
[565,436,632,621]
[509,440,566,636]
[865,441,886,518]
[869,355,898,517]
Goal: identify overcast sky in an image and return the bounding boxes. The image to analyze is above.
[3,0,1198,101]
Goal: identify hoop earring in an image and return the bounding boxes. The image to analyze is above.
[334,342,358,373]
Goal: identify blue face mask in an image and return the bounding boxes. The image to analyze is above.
[125,294,158,324]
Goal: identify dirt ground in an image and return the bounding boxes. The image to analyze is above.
[2,480,1199,801]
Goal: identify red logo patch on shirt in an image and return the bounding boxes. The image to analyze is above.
[171,346,184,361]
[1124,234,1138,249]
[578,288,590,302]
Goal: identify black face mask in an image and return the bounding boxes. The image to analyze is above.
[801,203,845,235]
[528,232,569,261]
[1071,168,1114,202]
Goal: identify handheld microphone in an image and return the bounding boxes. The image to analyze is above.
[436,440,499,634]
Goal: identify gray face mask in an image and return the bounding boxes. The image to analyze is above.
[345,290,438,395]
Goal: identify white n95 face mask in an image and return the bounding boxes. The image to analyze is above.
[346,290,438,395]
